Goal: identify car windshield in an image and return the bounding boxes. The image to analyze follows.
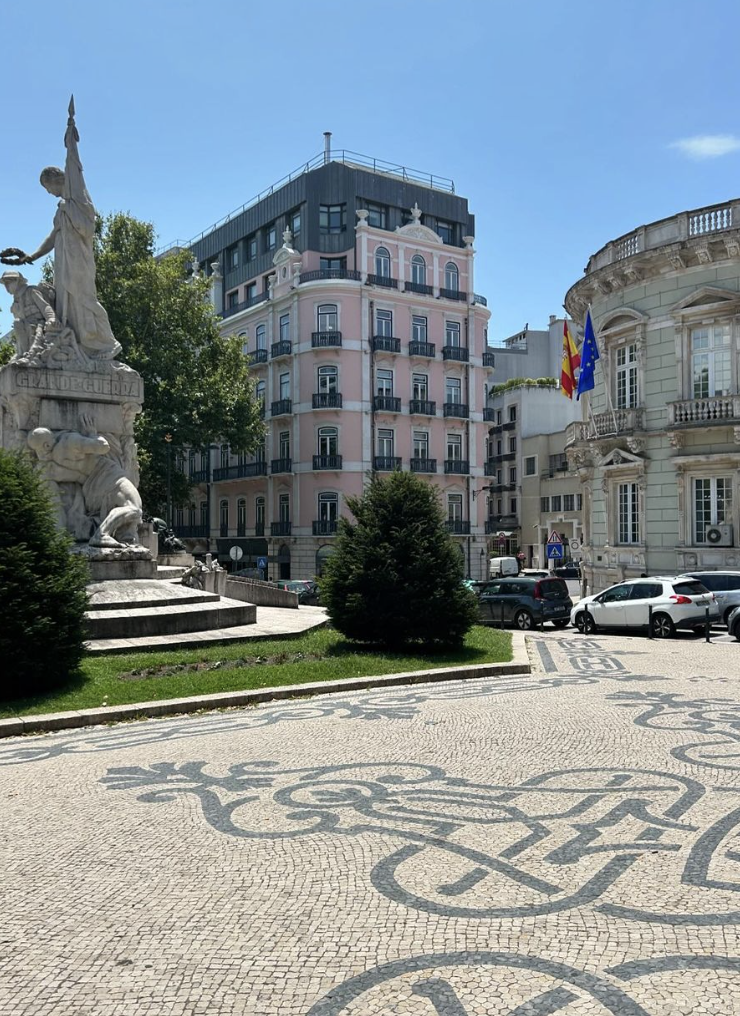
[673,580,710,597]
[689,574,726,591]
[538,579,569,601]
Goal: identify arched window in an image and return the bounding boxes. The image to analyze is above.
[255,496,265,535]
[316,544,335,576]
[375,246,391,278]
[317,303,338,332]
[238,330,248,355]
[318,426,338,456]
[237,497,246,535]
[444,261,459,292]
[256,380,266,409]
[255,323,266,350]
[411,254,426,286]
[318,365,338,393]
[220,443,229,469]
[219,499,229,537]
[318,492,339,522]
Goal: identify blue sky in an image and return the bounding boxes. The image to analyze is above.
[2,0,740,340]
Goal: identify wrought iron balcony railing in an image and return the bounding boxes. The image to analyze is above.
[444,459,469,474]
[213,461,267,481]
[482,351,496,367]
[373,395,401,412]
[249,348,268,364]
[312,454,343,470]
[443,402,469,418]
[270,458,292,473]
[439,288,468,302]
[271,340,292,358]
[372,335,401,353]
[270,521,292,536]
[312,392,343,409]
[299,269,362,283]
[445,520,471,534]
[271,399,292,416]
[409,399,436,415]
[312,331,342,348]
[408,341,436,358]
[312,519,338,535]
[373,456,401,471]
[404,281,434,295]
[409,457,437,472]
[366,274,398,289]
[442,345,469,362]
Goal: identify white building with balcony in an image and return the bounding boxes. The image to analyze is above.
[565,199,740,591]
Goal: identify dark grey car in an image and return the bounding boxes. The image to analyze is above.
[478,576,572,631]
[685,571,740,625]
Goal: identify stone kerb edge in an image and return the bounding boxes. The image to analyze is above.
[0,633,529,738]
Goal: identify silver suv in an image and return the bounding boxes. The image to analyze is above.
[685,571,740,625]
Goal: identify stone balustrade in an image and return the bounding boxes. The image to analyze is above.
[565,408,645,447]
[668,395,740,427]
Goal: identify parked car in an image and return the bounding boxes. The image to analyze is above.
[489,556,520,578]
[523,570,550,579]
[272,580,320,605]
[684,571,740,625]
[554,565,580,579]
[572,577,718,638]
[728,605,740,641]
[478,576,572,630]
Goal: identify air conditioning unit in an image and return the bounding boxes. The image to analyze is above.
[706,523,734,547]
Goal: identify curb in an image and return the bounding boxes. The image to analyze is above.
[0,633,530,739]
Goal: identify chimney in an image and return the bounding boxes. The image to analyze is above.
[323,131,332,165]
[549,314,556,325]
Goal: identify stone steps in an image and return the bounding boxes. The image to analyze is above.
[86,595,256,640]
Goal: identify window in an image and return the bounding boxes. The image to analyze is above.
[564,494,575,511]
[239,330,248,355]
[318,303,338,332]
[549,452,567,474]
[318,426,338,456]
[618,482,640,544]
[376,368,394,397]
[220,443,229,469]
[551,495,562,511]
[237,498,246,536]
[365,202,387,229]
[219,499,229,536]
[496,410,502,425]
[227,245,239,271]
[279,372,290,400]
[510,497,518,513]
[437,220,454,245]
[509,436,516,454]
[375,309,393,337]
[412,315,427,343]
[576,494,583,510]
[508,405,517,423]
[616,344,639,409]
[245,282,256,303]
[320,203,346,234]
[413,431,429,458]
[318,365,338,393]
[525,456,536,476]
[444,262,459,292]
[447,434,463,461]
[445,376,461,403]
[256,323,266,350]
[412,373,428,400]
[377,429,394,456]
[445,320,461,347]
[411,255,426,285]
[289,208,301,239]
[279,493,290,523]
[227,290,239,309]
[374,246,391,278]
[318,492,338,522]
[255,496,265,529]
[247,235,257,261]
[691,323,731,397]
[694,476,733,543]
[448,494,463,521]
[279,431,290,459]
[200,450,209,473]
[541,497,550,513]
[320,257,346,272]
[256,380,266,408]
[509,467,517,484]
[255,442,265,463]
[266,223,277,250]
[279,313,290,342]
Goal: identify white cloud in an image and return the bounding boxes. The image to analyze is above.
[670,134,740,160]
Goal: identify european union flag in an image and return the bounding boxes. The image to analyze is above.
[576,308,600,400]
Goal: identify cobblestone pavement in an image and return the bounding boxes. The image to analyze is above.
[2,629,740,1014]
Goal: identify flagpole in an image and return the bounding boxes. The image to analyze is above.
[590,304,619,435]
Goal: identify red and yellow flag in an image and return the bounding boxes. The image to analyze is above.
[560,319,581,399]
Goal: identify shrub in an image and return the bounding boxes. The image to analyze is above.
[321,470,478,648]
[0,449,89,698]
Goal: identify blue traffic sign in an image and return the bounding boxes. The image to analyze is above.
[547,544,564,560]
[257,556,267,570]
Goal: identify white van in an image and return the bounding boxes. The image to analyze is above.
[489,556,520,578]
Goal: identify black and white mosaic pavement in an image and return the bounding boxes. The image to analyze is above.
[2,628,740,1014]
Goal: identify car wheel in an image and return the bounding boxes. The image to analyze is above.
[514,609,534,631]
[651,613,675,639]
[575,612,596,634]
[551,619,569,629]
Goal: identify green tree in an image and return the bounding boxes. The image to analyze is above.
[90,213,263,513]
[0,449,89,698]
[0,340,12,367]
[321,470,478,648]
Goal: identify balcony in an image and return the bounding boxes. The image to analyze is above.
[313,454,343,470]
[299,269,362,283]
[410,457,437,473]
[249,349,268,364]
[271,458,292,473]
[490,420,516,433]
[188,468,210,484]
[312,330,342,348]
[212,461,267,481]
[472,293,488,307]
[668,395,740,428]
[443,402,469,419]
[373,395,401,412]
[445,520,471,535]
[404,280,434,296]
[442,345,469,362]
[499,451,517,462]
[366,274,398,289]
[409,399,436,416]
[482,351,496,367]
[271,340,292,358]
[485,515,519,533]
[271,521,292,536]
[312,519,338,536]
[484,461,498,477]
[173,525,209,539]
[254,522,265,537]
[312,392,343,409]
[372,335,401,353]
[439,288,468,302]
[408,341,436,358]
[483,408,495,421]
[271,399,292,416]
[489,483,516,494]
[373,456,401,471]
[444,459,469,474]
[222,291,269,319]
[564,408,646,448]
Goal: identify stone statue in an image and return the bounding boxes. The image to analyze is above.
[0,97,120,360]
[28,415,143,548]
[0,271,57,358]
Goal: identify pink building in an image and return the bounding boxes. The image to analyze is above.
[179,149,493,580]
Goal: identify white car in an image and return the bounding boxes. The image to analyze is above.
[571,576,719,638]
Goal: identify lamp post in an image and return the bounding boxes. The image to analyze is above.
[164,433,173,529]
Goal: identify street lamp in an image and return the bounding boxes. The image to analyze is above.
[164,433,173,529]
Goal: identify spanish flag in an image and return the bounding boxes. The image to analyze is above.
[561,319,581,399]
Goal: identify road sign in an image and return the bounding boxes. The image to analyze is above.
[257,556,267,570]
[547,530,563,545]
[229,545,244,561]
[546,543,565,560]
[569,538,580,551]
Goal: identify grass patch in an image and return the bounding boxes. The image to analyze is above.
[0,626,511,718]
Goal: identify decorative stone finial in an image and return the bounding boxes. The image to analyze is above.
[410,203,422,224]
[282,227,293,247]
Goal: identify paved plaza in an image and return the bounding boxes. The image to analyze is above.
[2,630,740,1014]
